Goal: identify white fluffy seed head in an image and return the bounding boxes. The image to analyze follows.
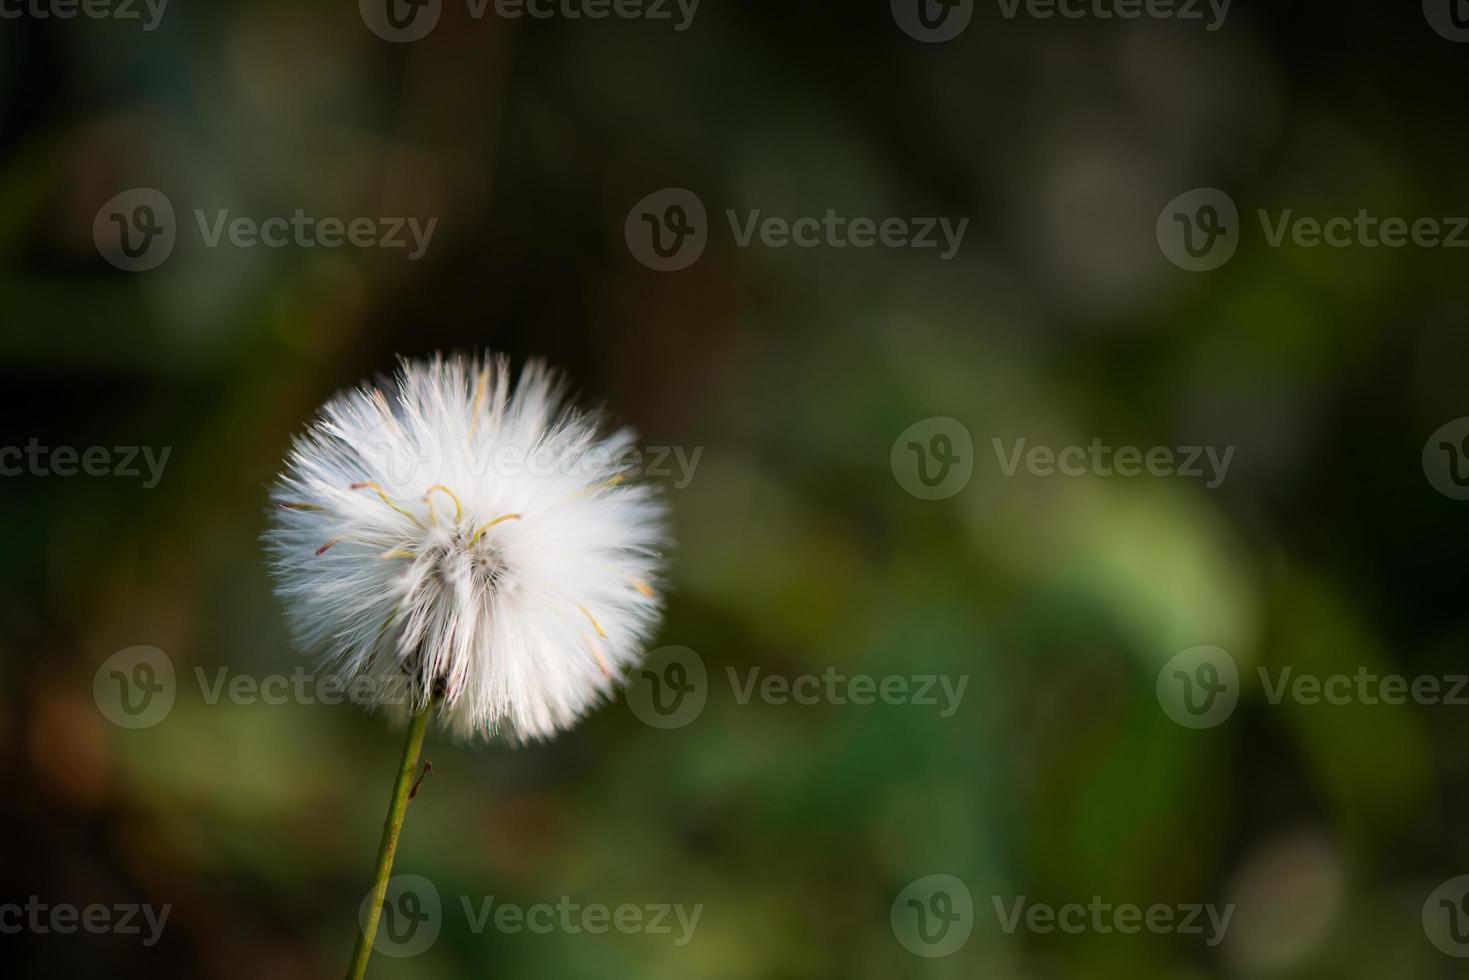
[264,353,668,743]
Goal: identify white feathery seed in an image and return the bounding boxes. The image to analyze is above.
[264,353,668,742]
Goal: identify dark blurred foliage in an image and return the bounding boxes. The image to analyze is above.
[3,2,1469,978]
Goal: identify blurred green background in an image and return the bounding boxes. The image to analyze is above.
[4,2,1469,978]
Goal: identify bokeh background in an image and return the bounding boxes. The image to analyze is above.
[4,1,1469,977]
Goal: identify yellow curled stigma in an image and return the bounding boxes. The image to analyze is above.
[351,481,425,529]
[583,631,611,678]
[468,513,522,546]
[422,485,463,526]
[380,548,416,560]
[631,579,655,599]
[576,604,608,639]
[590,473,627,493]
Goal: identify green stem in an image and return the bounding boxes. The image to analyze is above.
[345,701,433,980]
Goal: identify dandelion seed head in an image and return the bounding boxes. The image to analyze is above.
[264,353,669,742]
